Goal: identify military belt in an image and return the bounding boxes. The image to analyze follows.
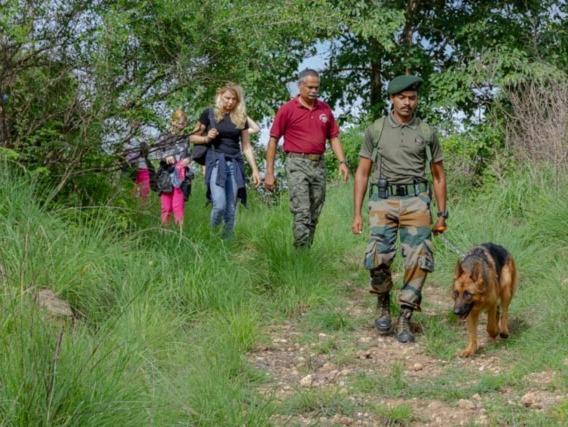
[287,152,323,161]
[371,181,429,199]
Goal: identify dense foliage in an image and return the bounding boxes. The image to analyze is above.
[1,0,566,200]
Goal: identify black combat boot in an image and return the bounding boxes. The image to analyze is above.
[374,293,392,334]
[395,307,415,343]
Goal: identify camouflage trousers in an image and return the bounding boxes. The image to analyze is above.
[364,191,434,311]
[285,156,326,248]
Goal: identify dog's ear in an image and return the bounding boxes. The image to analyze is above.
[454,261,464,279]
[470,262,485,289]
[470,262,480,282]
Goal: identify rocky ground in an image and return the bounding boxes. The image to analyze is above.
[247,279,566,426]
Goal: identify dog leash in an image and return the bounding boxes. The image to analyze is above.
[436,233,466,260]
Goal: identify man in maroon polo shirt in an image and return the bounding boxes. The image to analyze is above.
[265,68,349,248]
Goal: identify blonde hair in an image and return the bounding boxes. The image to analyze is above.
[214,84,247,129]
[171,109,187,124]
[169,109,187,133]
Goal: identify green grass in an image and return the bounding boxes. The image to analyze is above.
[0,163,358,425]
[1,160,567,425]
[279,388,354,417]
[421,312,463,359]
[350,363,408,397]
[302,305,355,333]
[369,403,414,426]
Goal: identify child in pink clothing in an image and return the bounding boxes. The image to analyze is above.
[157,109,192,227]
[124,124,152,204]
[160,159,190,225]
[135,167,151,201]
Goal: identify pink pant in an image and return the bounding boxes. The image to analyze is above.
[160,163,187,225]
[135,168,151,201]
[160,188,185,224]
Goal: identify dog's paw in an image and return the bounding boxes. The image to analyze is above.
[487,326,499,339]
[458,348,476,358]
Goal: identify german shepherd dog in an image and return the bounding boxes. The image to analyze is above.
[452,243,517,357]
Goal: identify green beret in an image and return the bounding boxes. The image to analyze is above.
[387,75,423,95]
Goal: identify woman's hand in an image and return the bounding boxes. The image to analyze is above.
[207,128,219,140]
[251,171,261,187]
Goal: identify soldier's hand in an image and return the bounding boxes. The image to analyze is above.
[264,173,277,192]
[352,215,363,235]
[339,162,349,182]
[432,218,447,235]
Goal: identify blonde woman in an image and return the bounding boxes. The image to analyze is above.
[234,84,261,135]
[190,83,260,238]
[156,109,192,226]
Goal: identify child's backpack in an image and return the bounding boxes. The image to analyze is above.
[156,163,174,193]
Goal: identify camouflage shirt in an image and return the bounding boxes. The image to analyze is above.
[359,113,443,185]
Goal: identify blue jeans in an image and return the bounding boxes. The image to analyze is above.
[210,160,238,238]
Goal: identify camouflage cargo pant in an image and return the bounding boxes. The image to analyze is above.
[285,156,326,248]
[364,191,434,311]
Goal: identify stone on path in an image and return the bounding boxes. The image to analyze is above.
[36,289,74,318]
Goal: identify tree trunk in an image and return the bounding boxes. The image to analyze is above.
[369,37,382,116]
[403,0,419,74]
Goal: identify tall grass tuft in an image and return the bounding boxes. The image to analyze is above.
[0,162,358,424]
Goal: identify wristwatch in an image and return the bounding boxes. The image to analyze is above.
[339,160,347,165]
[437,210,449,219]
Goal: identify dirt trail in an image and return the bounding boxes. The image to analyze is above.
[247,278,563,425]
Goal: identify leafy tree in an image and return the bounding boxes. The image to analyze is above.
[315,0,567,125]
[0,0,339,200]
[1,0,566,199]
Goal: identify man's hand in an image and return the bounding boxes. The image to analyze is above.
[166,156,175,165]
[264,173,277,192]
[432,217,447,235]
[352,214,363,235]
[339,162,349,182]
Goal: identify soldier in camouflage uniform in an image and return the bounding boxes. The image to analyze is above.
[352,75,448,343]
[265,69,349,248]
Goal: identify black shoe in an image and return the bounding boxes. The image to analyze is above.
[395,308,415,343]
[374,293,392,334]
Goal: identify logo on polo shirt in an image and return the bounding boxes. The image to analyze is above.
[319,114,328,124]
[415,137,425,146]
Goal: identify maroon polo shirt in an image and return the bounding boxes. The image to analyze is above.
[270,97,340,155]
